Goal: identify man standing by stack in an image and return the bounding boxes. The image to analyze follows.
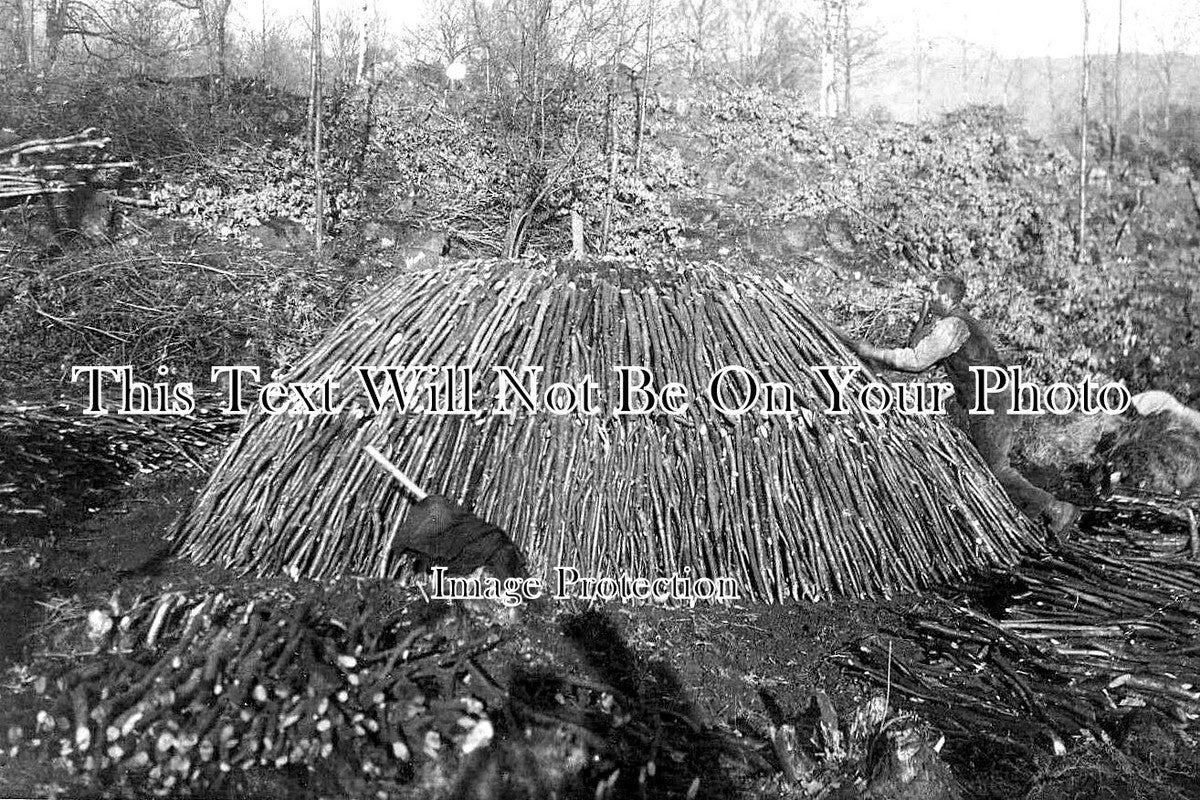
[836,273,1080,535]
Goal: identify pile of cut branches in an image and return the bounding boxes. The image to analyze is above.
[4,585,501,797]
[176,256,1039,601]
[0,399,237,524]
[843,500,1200,752]
[2,583,740,799]
[0,128,133,202]
[0,243,356,386]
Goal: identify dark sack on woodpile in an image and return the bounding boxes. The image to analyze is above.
[393,494,527,580]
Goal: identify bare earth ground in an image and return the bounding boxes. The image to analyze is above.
[0,455,927,799]
[13,451,1192,799]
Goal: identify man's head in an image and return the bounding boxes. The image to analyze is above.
[928,273,967,314]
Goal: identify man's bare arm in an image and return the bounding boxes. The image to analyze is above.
[841,317,970,373]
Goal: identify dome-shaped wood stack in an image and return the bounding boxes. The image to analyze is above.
[175,257,1040,601]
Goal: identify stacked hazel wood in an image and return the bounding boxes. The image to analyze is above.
[0,128,134,199]
[174,257,1039,601]
[6,586,745,799]
[4,587,499,796]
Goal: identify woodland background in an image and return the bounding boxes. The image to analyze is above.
[0,0,1198,407]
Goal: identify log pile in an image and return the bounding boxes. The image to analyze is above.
[175,257,1040,601]
[0,128,133,202]
[3,584,737,799]
[4,585,501,797]
[843,499,1200,752]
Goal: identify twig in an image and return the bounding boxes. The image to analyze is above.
[25,300,130,342]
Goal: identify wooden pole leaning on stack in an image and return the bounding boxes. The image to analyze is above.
[363,444,527,581]
[174,257,1041,602]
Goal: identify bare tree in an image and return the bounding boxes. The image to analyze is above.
[817,0,837,116]
[405,0,670,255]
[1,0,30,69]
[677,0,725,75]
[600,0,631,254]
[355,0,369,83]
[312,0,324,255]
[1004,58,1027,115]
[837,0,879,115]
[234,1,308,89]
[1043,55,1059,125]
[1133,2,1144,142]
[420,0,472,66]
[722,0,799,88]
[912,12,924,119]
[633,0,654,171]
[119,0,205,74]
[1112,0,1122,159]
[1152,49,1177,132]
[168,0,232,80]
[1148,2,1198,134]
[42,0,96,69]
[32,0,203,75]
[325,5,365,83]
[259,0,266,73]
[840,0,850,113]
[1078,0,1089,264]
[203,0,232,80]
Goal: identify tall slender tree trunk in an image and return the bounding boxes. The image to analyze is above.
[841,0,852,115]
[599,0,627,253]
[1099,55,1110,161]
[11,0,29,69]
[818,0,837,117]
[1132,3,1142,143]
[1135,55,1144,142]
[633,1,653,173]
[24,0,34,71]
[261,0,268,76]
[355,0,369,83]
[1077,0,1090,265]
[1161,64,1172,132]
[217,16,227,82]
[1045,56,1058,121]
[45,0,66,71]
[959,9,969,99]
[913,15,924,120]
[470,0,493,93]
[198,1,230,85]
[600,85,618,253]
[1113,0,1122,160]
[311,0,324,257]
[307,25,317,136]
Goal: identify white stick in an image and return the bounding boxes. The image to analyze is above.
[363,445,428,501]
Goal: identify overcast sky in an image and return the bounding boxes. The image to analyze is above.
[255,0,1200,60]
[869,0,1200,58]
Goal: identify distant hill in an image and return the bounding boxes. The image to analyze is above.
[851,47,1200,142]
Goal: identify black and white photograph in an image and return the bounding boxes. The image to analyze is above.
[2,0,1199,797]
